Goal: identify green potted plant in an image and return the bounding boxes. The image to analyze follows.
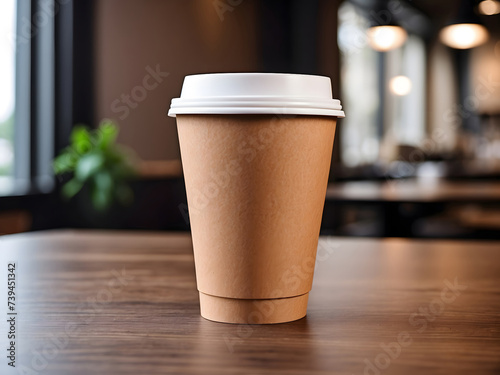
[53,119,136,215]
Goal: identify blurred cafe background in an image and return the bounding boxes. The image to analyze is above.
[1,0,499,239]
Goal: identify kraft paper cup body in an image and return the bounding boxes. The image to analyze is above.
[169,73,344,324]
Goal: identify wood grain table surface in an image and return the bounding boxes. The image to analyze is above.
[0,230,499,375]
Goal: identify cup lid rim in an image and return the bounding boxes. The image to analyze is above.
[168,73,345,118]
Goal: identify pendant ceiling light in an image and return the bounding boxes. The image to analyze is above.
[478,0,500,15]
[389,75,412,96]
[366,1,407,52]
[367,25,408,52]
[440,0,489,49]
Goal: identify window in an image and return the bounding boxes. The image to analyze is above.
[0,0,56,197]
[0,1,16,192]
[338,2,380,167]
[385,34,426,148]
[338,2,427,170]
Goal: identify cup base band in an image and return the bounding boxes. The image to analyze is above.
[199,292,309,324]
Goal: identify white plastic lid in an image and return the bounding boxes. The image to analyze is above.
[168,73,345,118]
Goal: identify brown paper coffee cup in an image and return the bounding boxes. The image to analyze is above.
[176,114,337,324]
[169,73,345,324]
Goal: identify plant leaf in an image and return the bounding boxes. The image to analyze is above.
[91,171,114,211]
[53,152,76,174]
[94,170,113,192]
[54,119,136,209]
[71,125,93,154]
[96,120,118,150]
[75,152,104,181]
[61,178,84,199]
[91,187,109,211]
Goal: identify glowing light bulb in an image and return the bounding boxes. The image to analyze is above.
[367,26,407,52]
[389,76,412,96]
[440,23,489,49]
[478,0,500,15]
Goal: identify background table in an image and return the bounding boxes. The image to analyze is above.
[326,180,500,202]
[0,230,499,374]
[323,180,500,238]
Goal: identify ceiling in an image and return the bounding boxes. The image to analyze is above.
[349,0,500,36]
[412,0,461,21]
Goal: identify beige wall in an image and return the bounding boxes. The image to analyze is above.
[94,0,259,161]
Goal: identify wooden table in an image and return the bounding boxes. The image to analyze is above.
[1,230,499,374]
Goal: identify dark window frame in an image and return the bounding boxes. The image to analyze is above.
[0,0,95,227]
